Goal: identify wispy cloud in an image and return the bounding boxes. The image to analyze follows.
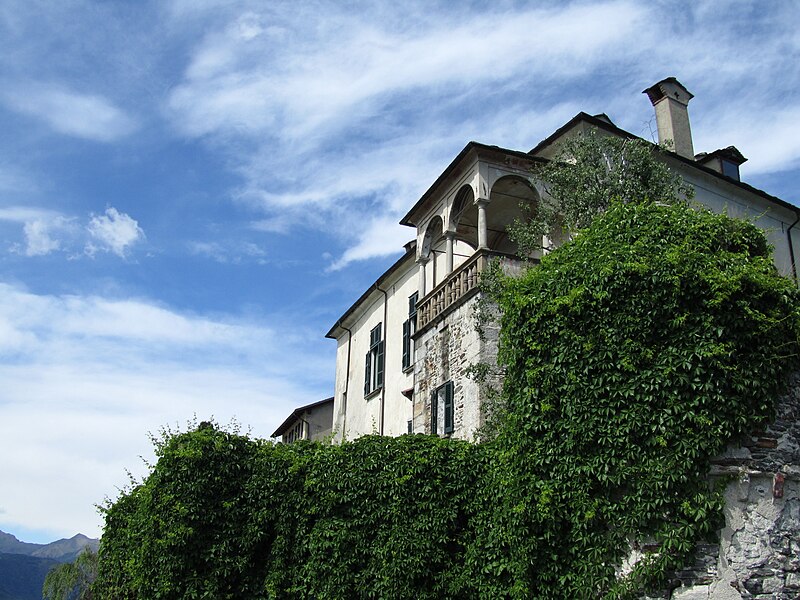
[188,239,267,264]
[0,282,332,537]
[1,81,137,142]
[327,215,413,271]
[154,0,800,265]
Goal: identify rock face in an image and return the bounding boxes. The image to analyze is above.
[643,374,800,599]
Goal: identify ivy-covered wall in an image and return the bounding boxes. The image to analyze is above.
[641,374,800,599]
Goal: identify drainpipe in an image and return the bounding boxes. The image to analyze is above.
[787,212,800,283]
[341,325,353,439]
[376,284,389,436]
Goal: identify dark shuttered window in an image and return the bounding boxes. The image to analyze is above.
[431,380,454,435]
[402,292,418,370]
[364,323,384,396]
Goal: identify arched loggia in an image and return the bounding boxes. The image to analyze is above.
[450,176,539,257]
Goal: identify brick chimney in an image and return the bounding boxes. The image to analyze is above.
[643,77,695,159]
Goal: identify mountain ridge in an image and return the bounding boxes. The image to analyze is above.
[0,530,100,600]
[0,529,99,562]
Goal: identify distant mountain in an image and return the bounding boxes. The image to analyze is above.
[0,531,39,557]
[0,530,99,563]
[0,552,59,600]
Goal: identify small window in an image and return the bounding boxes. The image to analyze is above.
[364,323,385,396]
[431,381,454,435]
[402,292,419,370]
[721,159,740,181]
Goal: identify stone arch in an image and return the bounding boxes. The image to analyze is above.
[486,175,539,255]
[420,216,444,260]
[449,185,478,251]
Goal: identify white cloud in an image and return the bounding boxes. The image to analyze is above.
[86,208,145,258]
[0,206,57,223]
[0,282,332,539]
[1,206,144,259]
[188,240,267,264]
[166,1,646,142]
[2,82,137,142]
[0,209,76,257]
[22,219,61,256]
[327,215,413,271]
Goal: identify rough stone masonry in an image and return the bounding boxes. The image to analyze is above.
[643,373,800,600]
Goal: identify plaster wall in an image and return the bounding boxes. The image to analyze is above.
[675,162,798,279]
[331,258,418,440]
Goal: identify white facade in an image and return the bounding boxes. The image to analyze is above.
[326,246,419,440]
[323,78,800,444]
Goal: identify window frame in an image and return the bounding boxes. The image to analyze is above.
[431,380,454,435]
[364,323,385,397]
[402,292,419,371]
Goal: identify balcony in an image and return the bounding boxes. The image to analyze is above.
[415,249,527,334]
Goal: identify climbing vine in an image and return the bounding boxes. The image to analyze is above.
[487,200,800,597]
[92,202,800,599]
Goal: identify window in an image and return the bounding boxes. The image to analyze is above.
[402,292,418,370]
[721,159,740,181]
[287,421,304,443]
[431,381,454,435]
[364,323,385,396]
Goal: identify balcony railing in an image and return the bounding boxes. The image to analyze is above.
[416,250,527,333]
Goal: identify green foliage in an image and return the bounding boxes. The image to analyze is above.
[508,130,694,256]
[492,201,800,597]
[94,202,800,599]
[95,427,488,599]
[42,548,98,600]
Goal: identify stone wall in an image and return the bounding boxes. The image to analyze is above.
[411,294,500,440]
[642,374,800,600]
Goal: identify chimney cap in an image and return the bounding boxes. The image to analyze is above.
[643,77,694,106]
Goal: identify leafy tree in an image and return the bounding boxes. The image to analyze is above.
[42,547,98,600]
[507,129,694,256]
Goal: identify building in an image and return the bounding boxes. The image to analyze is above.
[271,397,334,443]
[318,77,800,444]
[266,77,800,444]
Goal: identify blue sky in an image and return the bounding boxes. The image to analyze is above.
[1,0,799,543]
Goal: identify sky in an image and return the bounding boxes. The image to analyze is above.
[1,0,799,544]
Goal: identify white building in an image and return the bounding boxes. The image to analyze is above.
[318,77,800,442]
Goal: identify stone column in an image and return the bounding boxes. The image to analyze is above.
[445,232,455,275]
[417,257,428,297]
[477,199,489,249]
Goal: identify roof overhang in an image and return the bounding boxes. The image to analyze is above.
[399,142,544,228]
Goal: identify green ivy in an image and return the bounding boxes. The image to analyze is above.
[491,200,800,598]
[93,202,800,599]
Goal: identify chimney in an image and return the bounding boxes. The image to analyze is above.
[643,77,695,159]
